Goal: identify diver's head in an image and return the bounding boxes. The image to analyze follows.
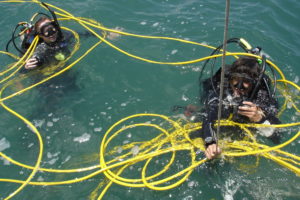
[229,57,260,97]
[35,17,58,43]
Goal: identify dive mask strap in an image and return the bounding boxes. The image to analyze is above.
[41,2,63,38]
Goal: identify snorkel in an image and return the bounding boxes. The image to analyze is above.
[40,2,63,40]
[249,55,266,101]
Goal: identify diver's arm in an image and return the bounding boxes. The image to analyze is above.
[202,97,219,145]
[202,95,222,160]
[24,44,46,70]
[203,117,222,160]
[25,58,39,69]
[205,143,221,160]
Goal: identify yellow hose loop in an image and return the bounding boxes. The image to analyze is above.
[101,124,174,186]
[0,36,38,83]
[0,114,298,186]
[0,1,26,2]
[0,151,100,173]
[238,141,300,162]
[224,129,300,157]
[0,85,44,200]
[277,79,300,113]
[141,145,196,191]
[102,124,177,184]
[0,28,104,103]
[0,51,19,60]
[265,154,299,175]
[98,165,128,200]
[6,2,285,72]
[100,114,182,187]
[0,146,194,186]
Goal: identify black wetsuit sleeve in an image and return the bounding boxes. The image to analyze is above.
[202,92,220,146]
[33,44,47,66]
[18,43,46,74]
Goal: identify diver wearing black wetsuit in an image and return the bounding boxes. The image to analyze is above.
[28,30,74,68]
[21,16,74,72]
[201,56,280,159]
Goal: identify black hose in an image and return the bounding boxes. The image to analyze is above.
[199,38,240,84]
[5,38,13,52]
[263,77,272,98]
[11,24,24,54]
[199,38,240,97]
[41,2,63,39]
[249,55,266,100]
[268,62,277,97]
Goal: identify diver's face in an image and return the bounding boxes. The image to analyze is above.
[230,77,252,97]
[38,20,58,43]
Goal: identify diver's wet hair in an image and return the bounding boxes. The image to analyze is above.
[229,57,260,80]
[34,17,51,34]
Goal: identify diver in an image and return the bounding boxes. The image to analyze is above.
[22,16,73,70]
[200,56,281,160]
[3,2,77,72]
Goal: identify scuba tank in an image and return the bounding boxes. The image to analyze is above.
[6,2,63,55]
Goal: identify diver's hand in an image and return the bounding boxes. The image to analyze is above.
[205,144,221,160]
[238,101,264,122]
[25,58,39,69]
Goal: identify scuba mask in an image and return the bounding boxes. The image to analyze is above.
[229,73,254,94]
[39,22,58,37]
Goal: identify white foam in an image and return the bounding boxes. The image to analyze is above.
[61,155,71,165]
[131,145,139,156]
[52,118,59,122]
[28,143,34,148]
[33,119,45,128]
[94,127,102,132]
[287,101,293,109]
[181,94,189,101]
[257,120,275,137]
[171,49,178,55]
[47,121,54,127]
[123,140,130,144]
[0,157,11,165]
[294,76,299,83]
[73,133,91,143]
[188,181,195,188]
[48,157,59,165]
[117,147,123,154]
[222,178,241,200]
[0,138,10,152]
[37,176,44,181]
[152,22,159,27]
[183,196,193,200]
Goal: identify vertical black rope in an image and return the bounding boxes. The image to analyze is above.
[216,0,230,146]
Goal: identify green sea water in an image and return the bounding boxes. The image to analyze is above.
[0,0,300,199]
